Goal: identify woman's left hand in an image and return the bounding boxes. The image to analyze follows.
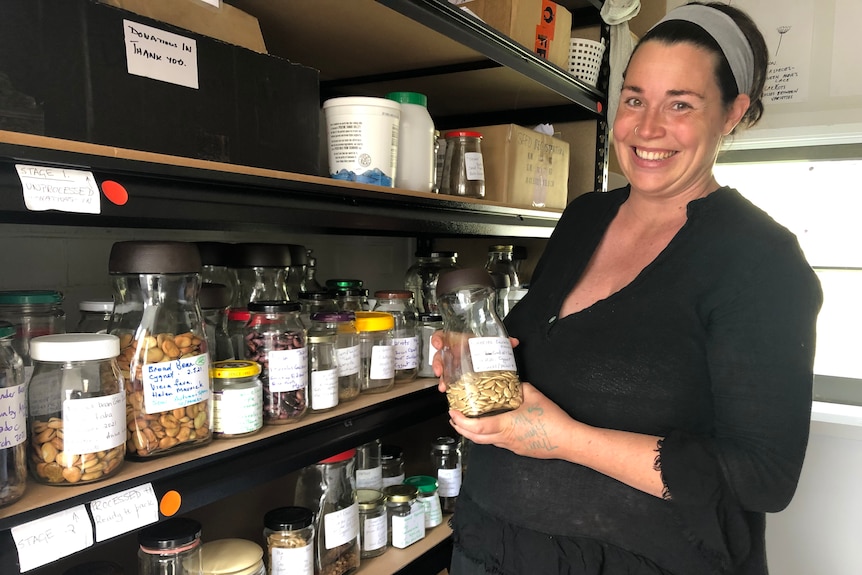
[449,381,575,460]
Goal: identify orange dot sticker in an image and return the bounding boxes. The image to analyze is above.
[159,490,182,516]
[101,180,129,206]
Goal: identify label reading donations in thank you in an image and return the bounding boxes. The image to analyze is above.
[143,354,211,414]
[468,337,517,372]
[16,164,100,215]
[123,19,199,89]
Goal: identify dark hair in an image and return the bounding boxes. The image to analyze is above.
[630,2,768,129]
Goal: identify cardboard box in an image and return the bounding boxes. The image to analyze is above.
[0,0,320,175]
[460,0,572,70]
[466,124,570,210]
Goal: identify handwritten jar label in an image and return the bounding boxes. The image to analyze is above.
[467,337,517,372]
[393,336,419,370]
[267,347,308,392]
[369,346,395,380]
[323,502,359,550]
[336,344,360,377]
[63,391,126,454]
[0,383,27,449]
[143,354,210,414]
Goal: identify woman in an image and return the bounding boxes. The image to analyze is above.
[438,3,823,574]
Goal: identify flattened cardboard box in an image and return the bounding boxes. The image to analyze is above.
[467,124,570,210]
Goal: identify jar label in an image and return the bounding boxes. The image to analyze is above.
[362,513,388,552]
[419,493,443,528]
[467,337,517,372]
[369,346,395,380]
[0,383,27,448]
[356,466,383,490]
[464,151,485,181]
[311,368,339,410]
[271,542,313,575]
[393,336,419,370]
[336,344,360,377]
[267,347,308,392]
[382,473,405,488]
[437,465,462,497]
[213,386,262,434]
[391,502,425,549]
[142,354,211,413]
[324,501,359,549]
[63,391,126,454]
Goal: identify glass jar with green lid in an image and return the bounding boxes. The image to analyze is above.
[404,475,443,529]
[354,312,395,394]
[356,488,387,559]
[263,506,315,575]
[198,538,266,575]
[211,360,263,438]
[332,288,369,313]
[383,484,425,549]
[0,320,26,507]
[0,289,65,378]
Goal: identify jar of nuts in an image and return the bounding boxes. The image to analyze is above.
[435,268,524,417]
[245,301,308,424]
[263,506,315,575]
[108,240,213,460]
[27,333,126,485]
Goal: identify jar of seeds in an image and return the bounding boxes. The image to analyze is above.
[263,506,315,575]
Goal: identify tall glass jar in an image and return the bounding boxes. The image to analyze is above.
[109,241,212,459]
[263,506,315,575]
[355,438,382,490]
[285,244,308,302]
[380,444,405,488]
[137,517,203,575]
[404,250,459,314]
[27,334,126,486]
[197,241,239,308]
[294,449,360,575]
[210,360,263,439]
[309,312,360,403]
[200,283,235,362]
[0,289,65,382]
[431,436,462,513]
[484,244,522,318]
[417,313,443,378]
[244,301,307,425]
[298,291,338,329]
[307,332,339,414]
[354,312,395,394]
[199,538,266,575]
[383,484,425,549]
[356,489,387,559]
[0,321,26,506]
[232,243,292,309]
[372,291,419,384]
[440,130,484,198]
[435,268,523,417]
[76,300,113,334]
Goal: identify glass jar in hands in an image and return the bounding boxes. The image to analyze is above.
[372,290,419,383]
[109,240,212,459]
[244,301,307,425]
[435,268,523,417]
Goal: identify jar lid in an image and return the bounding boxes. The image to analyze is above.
[263,506,314,531]
[138,517,202,549]
[0,321,15,339]
[30,333,120,362]
[109,241,202,274]
[386,91,427,107]
[286,244,308,265]
[0,290,63,305]
[232,243,292,268]
[211,360,261,379]
[444,130,482,140]
[381,444,402,460]
[78,300,113,313]
[432,436,459,451]
[199,283,231,309]
[307,334,336,344]
[354,311,394,332]
[435,268,494,298]
[326,279,363,289]
[199,538,263,575]
[404,475,439,494]
[298,291,335,302]
[373,289,413,300]
[489,244,514,253]
[247,300,301,313]
[383,484,419,503]
[196,241,235,267]
[323,96,402,111]
[356,488,385,510]
[310,311,355,323]
[418,313,443,323]
[228,309,250,322]
[319,448,356,464]
[414,250,458,259]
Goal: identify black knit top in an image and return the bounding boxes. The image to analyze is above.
[452,187,823,575]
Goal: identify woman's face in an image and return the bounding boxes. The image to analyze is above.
[613,40,747,201]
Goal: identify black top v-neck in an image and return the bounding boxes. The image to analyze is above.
[452,187,823,575]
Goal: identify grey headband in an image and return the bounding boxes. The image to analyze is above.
[653,4,755,95]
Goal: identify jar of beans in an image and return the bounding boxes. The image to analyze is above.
[244,301,308,424]
[108,241,213,460]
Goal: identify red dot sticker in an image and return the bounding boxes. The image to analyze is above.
[597,101,603,114]
[101,180,129,206]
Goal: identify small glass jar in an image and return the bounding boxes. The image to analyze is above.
[309,312,360,403]
[431,436,462,513]
[307,332,339,413]
[404,475,443,529]
[263,506,315,575]
[381,444,405,488]
[298,291,338,329]
[372,290,419,384]
[355,438,382,490]
[417,313,443,378]
[76,300,113,334]
[137,517,202,575]
[0,321,26,507]
[0,289,65,381]
[404,250,459,314]
[383,484,425,549]
[197,241,240,308]
[333,288,369,313]
[245,301,307,425]
[232,243,292,309]
[356,489,387,559]
[354,312,395,394]
[436,267,523,417]
[199,538,265,575]
[200,283,235,362]
[211,360,263,439]
[294,449,360,575]
[27,334,125,486]
[441,130,485,198]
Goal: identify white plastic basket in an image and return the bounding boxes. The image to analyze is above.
[568,38,606,86]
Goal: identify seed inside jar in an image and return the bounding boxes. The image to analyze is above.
[446,370,522,417]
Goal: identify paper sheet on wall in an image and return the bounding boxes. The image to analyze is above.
[830,0,862,97]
